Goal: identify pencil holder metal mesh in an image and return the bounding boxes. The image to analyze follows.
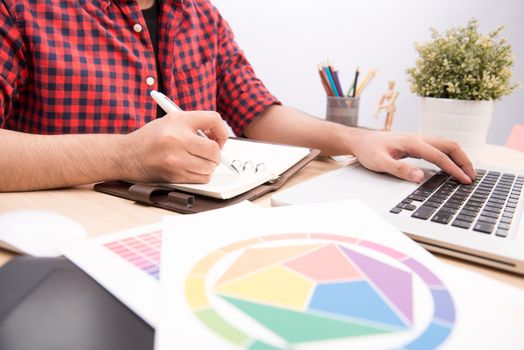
[326,96,359,127]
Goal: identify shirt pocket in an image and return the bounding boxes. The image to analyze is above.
[171,59,217,112]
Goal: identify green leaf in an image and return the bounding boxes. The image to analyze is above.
[406,18,519,100]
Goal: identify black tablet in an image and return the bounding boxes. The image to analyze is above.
[0,257,153,350]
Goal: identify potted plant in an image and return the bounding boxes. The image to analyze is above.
[407,19,518,154]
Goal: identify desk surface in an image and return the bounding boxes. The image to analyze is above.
[1,145,523,289]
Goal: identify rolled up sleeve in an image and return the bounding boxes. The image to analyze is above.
[0,2,28,128]
[214,9,280,136]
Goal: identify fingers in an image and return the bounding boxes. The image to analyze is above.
[180,171,212,184]
[178,157,217,182]
[167,169,213,184]
[403,137,472,184]
[183,132,221,164]
[183,111,229,149]
[129,110,229,184]
[161,110,226,165]
[380,156,426,183]
[169,111,225,179]
[161,150,218,183]
[349,130,476,185]
[422,136,476,181]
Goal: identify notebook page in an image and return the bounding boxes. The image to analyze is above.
[157,139,311,199]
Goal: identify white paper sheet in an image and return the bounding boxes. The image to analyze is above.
[156,200,524,350]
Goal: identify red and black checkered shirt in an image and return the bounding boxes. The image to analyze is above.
[0,0,279,135]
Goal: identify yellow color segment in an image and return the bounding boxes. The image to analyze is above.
[215,265,314,311]
[185,276,209,309]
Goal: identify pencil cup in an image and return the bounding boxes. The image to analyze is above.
[326,96,359,127]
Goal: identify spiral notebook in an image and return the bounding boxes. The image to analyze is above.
[153,138,312,199]
[94,138,319,214]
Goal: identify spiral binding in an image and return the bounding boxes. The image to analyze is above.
[230,160,266,174]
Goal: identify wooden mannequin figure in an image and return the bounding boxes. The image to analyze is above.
[374,80,399,131]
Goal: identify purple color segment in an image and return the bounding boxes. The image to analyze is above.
[403,258,443,286]
[341,246,413,323]
[431,289,455,323]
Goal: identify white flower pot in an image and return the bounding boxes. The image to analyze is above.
[420,97,493,157]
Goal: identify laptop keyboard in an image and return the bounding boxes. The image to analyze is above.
[390,169,523,238]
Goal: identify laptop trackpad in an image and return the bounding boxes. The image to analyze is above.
[273,164,428,209]
[332,166,417,208]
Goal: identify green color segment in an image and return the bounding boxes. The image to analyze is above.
[222,296,390,343]
[249,341,283,350]
[195,308,250,345]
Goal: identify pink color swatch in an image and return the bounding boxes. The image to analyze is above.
[284,244,362,282]
[103,230,163,279]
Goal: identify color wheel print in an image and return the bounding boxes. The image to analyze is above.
[185,233,455,350]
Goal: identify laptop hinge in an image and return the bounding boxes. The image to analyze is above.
[412,239,517,269]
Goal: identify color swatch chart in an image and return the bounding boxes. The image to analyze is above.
[103,230,162,279]
[185,233,455,350]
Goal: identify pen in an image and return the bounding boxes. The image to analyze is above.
[150,90,182,113]
[149,90,240,175]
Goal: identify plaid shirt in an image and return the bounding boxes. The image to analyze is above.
[0,0,279,135]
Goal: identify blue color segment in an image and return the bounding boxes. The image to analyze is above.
[308,281,407,329]
[404,322,452,350]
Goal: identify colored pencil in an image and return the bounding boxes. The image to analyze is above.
[326,61,343,97]
[346,82,355,97]
[355,68,377,97]
[350,66,360,97]
[330,66,344,99]
[317,62,374,98]
[317,64,334,96]
[323,65,340,97]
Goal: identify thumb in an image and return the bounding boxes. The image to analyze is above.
[382,158,425,183]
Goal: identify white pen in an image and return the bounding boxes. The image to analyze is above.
[149,90,240,175]
[150,90,182,113]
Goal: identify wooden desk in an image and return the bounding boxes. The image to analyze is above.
[1,145,523,289]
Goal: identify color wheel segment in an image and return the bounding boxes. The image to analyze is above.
[185,234,455,350]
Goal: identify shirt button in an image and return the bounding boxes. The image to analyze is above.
[133,24,143,33]
[146,77,155,86]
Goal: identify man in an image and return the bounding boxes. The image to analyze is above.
[0,0,475,192]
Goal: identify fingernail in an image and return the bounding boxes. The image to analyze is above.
[410,169,424,182]
[464,172,473,184]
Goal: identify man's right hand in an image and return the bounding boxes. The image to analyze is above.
[0,111,228,192]
[124,111,229,184]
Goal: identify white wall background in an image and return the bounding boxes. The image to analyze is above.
[213,0,523,145]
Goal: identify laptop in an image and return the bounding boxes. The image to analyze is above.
[0,257,153,350]
[271,160,524,274]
